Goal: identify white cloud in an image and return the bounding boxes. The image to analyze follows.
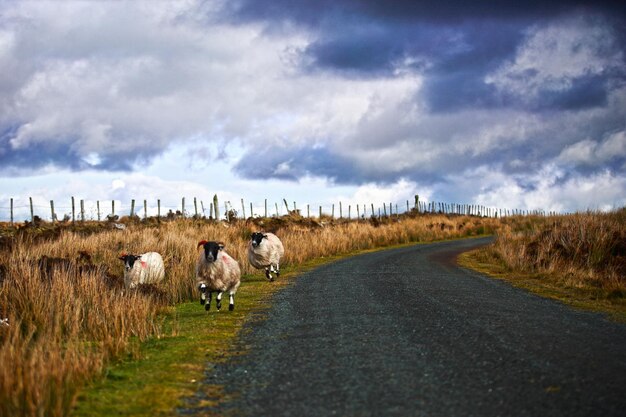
[486,14,623,100]
[558,130,626,165]
[332,179,430,215]
[471,164,626,213]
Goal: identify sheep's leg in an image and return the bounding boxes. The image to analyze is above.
[275,262,280,277]
[199,283,207,305]
[216,292,223,311]
[205,292,212,311]
[229,292,235,311]
[265,267,272,281]
[267,264,278,281]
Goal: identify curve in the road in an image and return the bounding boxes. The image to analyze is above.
[180,237,626,417]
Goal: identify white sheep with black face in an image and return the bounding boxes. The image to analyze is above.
[247,232,284,281]
[118,252,165,289]
[196,240,241,311]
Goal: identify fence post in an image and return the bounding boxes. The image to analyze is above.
[80,199,85,222]
[130,199,135,217]
[250,202,253,218]
[371,203,374,218]
[194,197,198,218]
[348,205,351,219]
[307,204,310,218]
[319,205,322,219]
[50,200,55,223]
[181,198,185,219]
[209,202,213,219]
[28,197,34,222]
[213,195,219,220]
[241,198,246,219]
[339,201,342,219]
[158,200,161,220]
[71,197,75,223]
[357,204,360,219]
[293,201,297,213]
[97,201,100,221]
[275,202,279,217]
[414,195,419,211]
[383,203,387,217]
[283,199,290,214]
[201,201,205,218]
[264,199,268,218]
[10,198,13,225]
[331,204,335,219]
[112,200,115,218]
[144,199,148,220]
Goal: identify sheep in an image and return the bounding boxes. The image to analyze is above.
[196,240,241,311]
[118,252,165,289]
[247,232,284,281]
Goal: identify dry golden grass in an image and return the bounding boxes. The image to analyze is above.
[1,213,498,417]
[479,209,625,291]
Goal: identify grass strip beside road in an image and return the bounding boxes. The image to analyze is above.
[72,270,293,417]
[71,244,405,417]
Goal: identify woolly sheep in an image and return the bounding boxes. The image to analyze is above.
[118,252,165,289]
[196,240,241,311]
[247,232,284,281]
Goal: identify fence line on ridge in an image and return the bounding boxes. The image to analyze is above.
[0,194,557,225]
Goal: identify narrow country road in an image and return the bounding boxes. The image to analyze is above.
[180,237,626,417]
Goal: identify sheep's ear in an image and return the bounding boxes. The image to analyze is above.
[118,253,127,261]
[197,240,207,249]
[263,234,268,239]
[218,242,225,250]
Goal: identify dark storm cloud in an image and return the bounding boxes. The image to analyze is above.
[534,74,609,111]
[235,147,360,182]
[227,0,625,113]
[0,144,134,174]
[226,0,626,25]
[0,127,142,175]
[225,0,626,206]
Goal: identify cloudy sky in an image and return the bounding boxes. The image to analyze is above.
[1,0,625,220]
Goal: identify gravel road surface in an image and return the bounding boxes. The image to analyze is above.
[180,237,626,417]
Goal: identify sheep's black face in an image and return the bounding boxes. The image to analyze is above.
[203,241,222,263]
[119,254,140,271]
[250,232,267,248]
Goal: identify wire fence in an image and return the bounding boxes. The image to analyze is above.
[0,195,556,224]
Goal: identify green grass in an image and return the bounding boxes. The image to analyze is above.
[70,251,349,417]
[72,274,275,416]
[459,249,626,323]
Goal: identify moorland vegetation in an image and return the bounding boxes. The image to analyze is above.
[0,208,623,417]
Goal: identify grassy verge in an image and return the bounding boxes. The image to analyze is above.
[71,249,368,417]
[459,249,626,323]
